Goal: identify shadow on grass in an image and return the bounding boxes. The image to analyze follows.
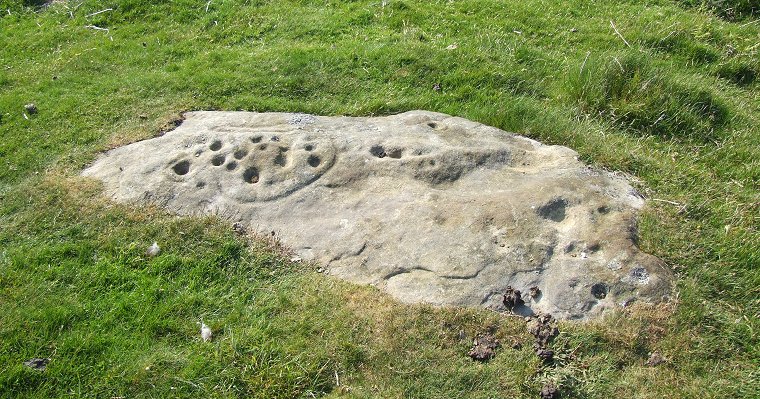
[676,0,758,21]
[565,53,731,142]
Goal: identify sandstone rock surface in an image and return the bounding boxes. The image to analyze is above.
[82,111,671,319]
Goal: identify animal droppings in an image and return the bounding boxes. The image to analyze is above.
[540,383,560,399]
[468,334,500,362]
[503,286,525,312]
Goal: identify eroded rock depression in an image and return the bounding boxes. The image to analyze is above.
[82,111,671,320]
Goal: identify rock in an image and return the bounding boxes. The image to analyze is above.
[146,242,161,257]
[200,322,212,342]
[529,286,541,298]
[540,383,560,399]
[81,111,671,320]
[23,358,50,371]
[232,222,247,235]
[646,351,666,366]
[468,333,500,362]
[24,103,37,114]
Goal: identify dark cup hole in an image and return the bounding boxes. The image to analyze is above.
[172,160,190,175]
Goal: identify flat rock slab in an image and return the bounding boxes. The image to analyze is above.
[82,111,671,320]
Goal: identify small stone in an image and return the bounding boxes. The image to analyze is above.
[540,383,560,399]
[146,242,161,257]
[620,298,636,307]
[200,322,212,342]
[529,286,541,298]
[24,103,37,114]
[23,358,50,371]
[570,27,578,32]
[432,83,441,91]
[232,222,247,235]
[645,351,666,367]
[290,256,303,263]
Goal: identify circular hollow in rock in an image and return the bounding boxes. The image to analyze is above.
[172,160,190,175]
[591,283,608,299]
[233,149,248,159]
[537,198,568,222]
[307,154,321,167]
[211,154,225,166]
[386,148,403,159]
[243,167,259,184]
[226,161,238,171]
[210,140,222,151]
[369,145,386,158]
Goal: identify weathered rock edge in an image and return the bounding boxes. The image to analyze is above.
[82,110,671,320]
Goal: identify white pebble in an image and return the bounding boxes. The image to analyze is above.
[200,322,212,342]
[146,242,161,257]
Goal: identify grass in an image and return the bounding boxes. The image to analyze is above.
[565,52,731,141]
[0,0,758,397]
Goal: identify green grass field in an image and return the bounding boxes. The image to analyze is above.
[1,0,758,397]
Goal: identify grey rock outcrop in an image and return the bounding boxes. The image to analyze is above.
[82,111,671,320]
